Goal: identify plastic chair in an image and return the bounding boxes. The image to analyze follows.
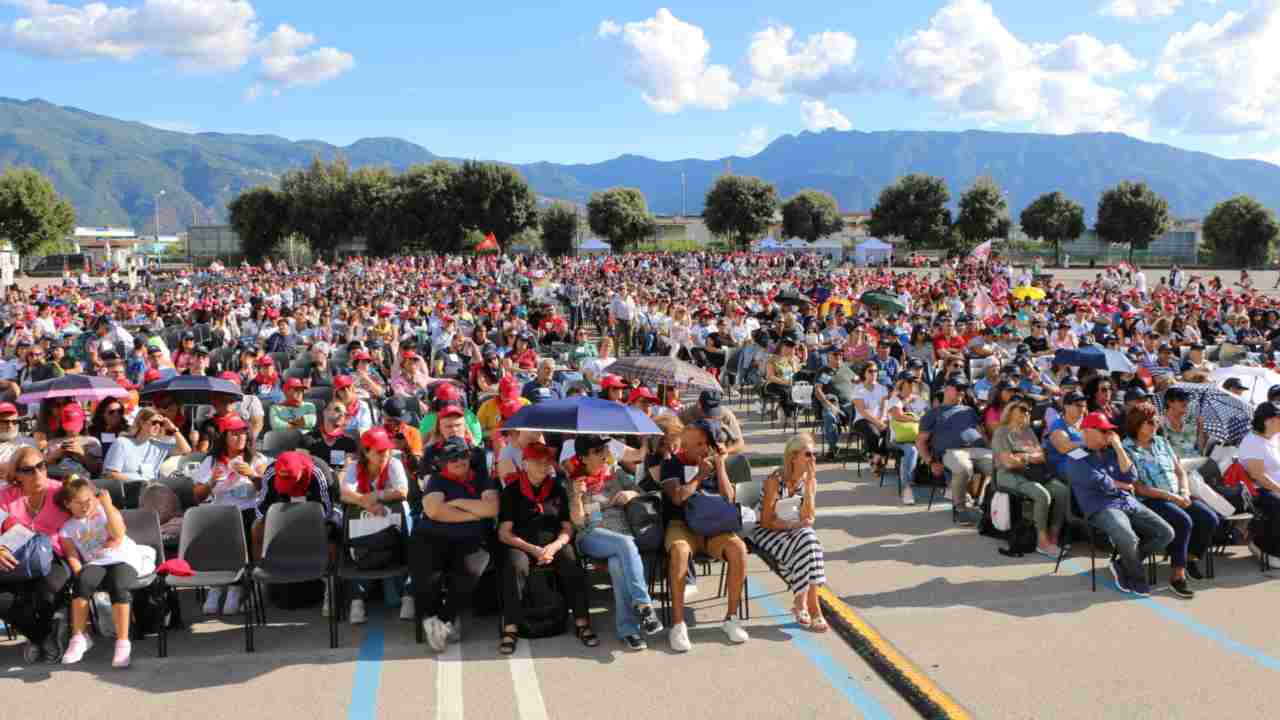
[261,430,304,456]
[304,387,333,407]
[252,502,336,648]
[119,509,168,649]
[334,509,410,646]
[164,504,256,654]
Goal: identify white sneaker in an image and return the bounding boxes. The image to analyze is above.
[445,618,460,644]
[722,618,749,644]
[399,595,416,622]
[202,588,223,615]
[423,616,447,652]
[321,586,331,617]
[683,584,699,602]
[223,587,243,615]
[349,599,367,625]
[669,622,692,653]
[900,487,916,505]
[61,633,92,665]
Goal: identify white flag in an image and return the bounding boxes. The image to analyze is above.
[972,240,992,261]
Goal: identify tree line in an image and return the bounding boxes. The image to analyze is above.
[0,162,1277,267]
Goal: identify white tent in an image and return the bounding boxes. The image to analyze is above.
[783,238,810,250]
[755,236,782,251]
[578,237,611,254]
[853,237,893,266]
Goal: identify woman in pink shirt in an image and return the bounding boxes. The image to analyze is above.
[0,446,73,663]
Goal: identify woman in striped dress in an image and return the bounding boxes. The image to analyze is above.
[749,432,828,632]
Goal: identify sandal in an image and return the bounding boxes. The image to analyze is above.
[792,605,812,627]
[810,616,830,633]
[575,624,600,647]
[498,632,518,655]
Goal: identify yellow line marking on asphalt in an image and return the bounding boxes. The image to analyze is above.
[818,586,974,720]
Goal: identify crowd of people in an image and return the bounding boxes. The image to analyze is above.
[0,250,1276,668]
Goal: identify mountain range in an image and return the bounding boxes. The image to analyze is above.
[2,96,1280,235]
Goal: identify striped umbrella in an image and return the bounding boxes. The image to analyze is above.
[606,356,721,392]
[1158,383,1251,446]
[18,374,130,404]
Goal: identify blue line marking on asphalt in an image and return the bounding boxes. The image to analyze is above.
[747,577,895,720]
[1061,558,1280,672]
[347,609,387,720]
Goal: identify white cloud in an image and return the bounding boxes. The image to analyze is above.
[894,0,1146,134]
[0,0,353,96]
[738,126,770,155]
[1099,0,1182,21]
[801,100,852,131]
[745,25,859,102]
[596,8,739,113]
[255,24,354,91]
[1250,149,1280,166]
[1147,5,1280,136]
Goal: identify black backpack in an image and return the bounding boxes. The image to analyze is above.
[131,588,183,638]
[979,481,1038,557]
[348,525,403,571]
[1248,508,1280,559]
[269,580,326,610]
[518,568,568,639]
[625,492,664,552]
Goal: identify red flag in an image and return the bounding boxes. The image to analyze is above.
[971,240,992,262]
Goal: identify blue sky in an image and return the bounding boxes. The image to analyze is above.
[2,0,1278,166]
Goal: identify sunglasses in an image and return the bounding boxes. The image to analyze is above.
[15,460,46,475]
[801,450,816,458]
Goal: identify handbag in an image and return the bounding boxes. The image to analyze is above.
[774,496,803,524]
[685,491,742,536]
[890,418,919,444]
[0,533,54,581]
[624,493,663,552]
[348,512,402,570]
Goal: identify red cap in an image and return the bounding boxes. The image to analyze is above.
[437,404,465,419]
[401,350,418,360]
[333,375,355,390]
[600,374,626,390]
[272,451,314,497]
[499,397,523,418]
[0,402,17,417]
[498,375,520,397]
[60,403,86,434]
[628,387,658,404]
[215,414,248,433]
[521,441,556,463]
[283,377,305,390]
[378,306,392,317]
[1081,412,1118,431]
[218,371,242,383]
[143,368,163,383]
[267,308,280,319]
[256,355,275,366]
[351,351,372,362]
[360,427,396,452]
[434,383,462,402]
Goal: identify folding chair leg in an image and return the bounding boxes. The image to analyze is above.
[244,581,255,653]
[1089,532,1098,592]
[329,577,339,649]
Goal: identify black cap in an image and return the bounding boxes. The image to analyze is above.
[1224,377,1248,391]
[699,389,724,418]
[436,436,472,463]
[1063,390,1087,405]
[1166,387,1191,403]
[1158,344,1174,353]
[99,349,120,362]
[1124,387,1151,403]
[573,434,609,457]
[182,331,196,341]
[1190,342,1205,350]
[383,396,411,419]
[946,376,970,389]
[193,345,210,356]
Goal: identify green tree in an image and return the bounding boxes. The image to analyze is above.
[781,189,843,243]
[1019,191,1086,266]
[1203,196,1280,268]
[868,174,951,249]
[954,177,1011,250]
[587,187,656,251]
[540,203,580,256]
[228,186,290,263]
[703,175,778,249]
[451,161,538,250]
[0,167,76,257]
[347,166,400,256]
[395,161,461,252]
[1095,181,1171,263]
[279,156,356,258]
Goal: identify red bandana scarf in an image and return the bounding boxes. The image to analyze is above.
[356,460,389,494]
[442,466,477,496]
[517,471,553,514]
[566,456,609,496]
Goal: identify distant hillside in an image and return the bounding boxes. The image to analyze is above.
[2,97,1279,234]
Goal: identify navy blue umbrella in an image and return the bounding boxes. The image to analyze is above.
[139,375,243,402]
[1053,346,1136,374]
[502,397,660,435]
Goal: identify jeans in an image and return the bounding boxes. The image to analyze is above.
[1088,503,1176,581]
[1143,499,1220,568]
[897,444,918,488]
[821,402,853,452]
[576,528,653,639]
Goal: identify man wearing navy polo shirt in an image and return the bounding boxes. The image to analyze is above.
[1063,412,1174,597]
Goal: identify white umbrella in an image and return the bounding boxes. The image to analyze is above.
[1210,365,1280,406]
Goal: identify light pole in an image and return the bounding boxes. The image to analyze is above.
[154,190,166,241]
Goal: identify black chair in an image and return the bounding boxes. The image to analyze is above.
[252,503,336,648]
[261,429,304,456]
[304,387,333,407]
[1054,486,1109,592]
[334,509,410,647]
[118,509,168,649]
[164,504,257,654]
